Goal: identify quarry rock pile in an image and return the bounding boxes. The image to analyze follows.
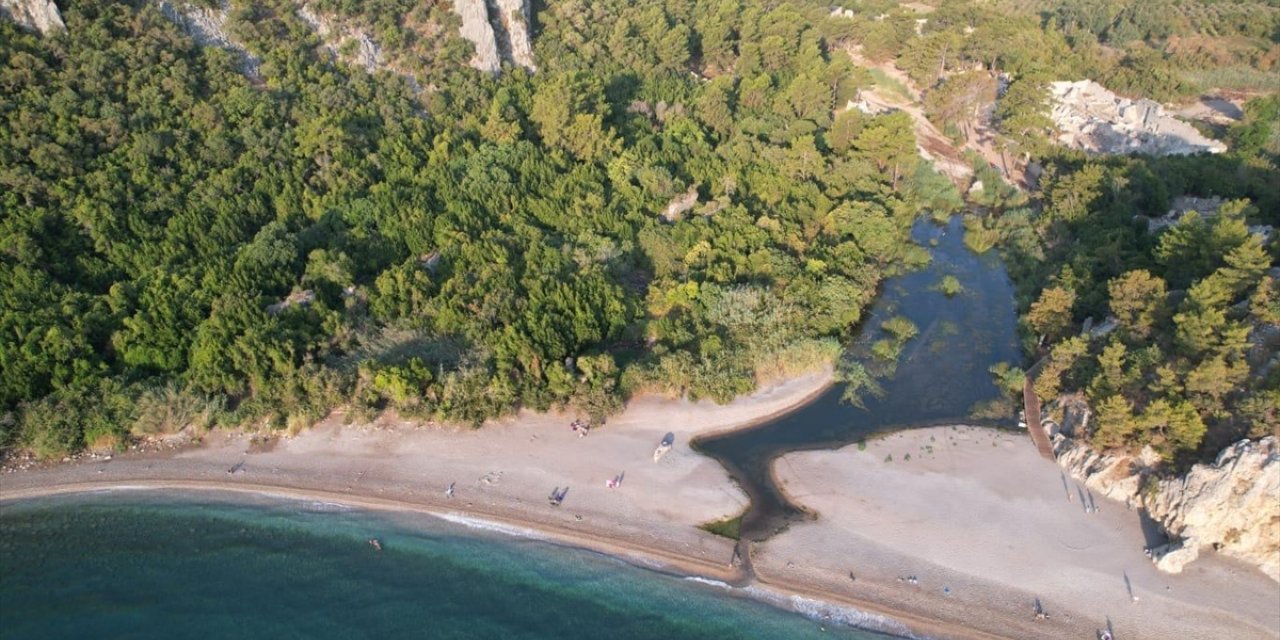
[1049,80,1226,156]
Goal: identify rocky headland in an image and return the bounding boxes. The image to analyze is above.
[1055,432,1279,582]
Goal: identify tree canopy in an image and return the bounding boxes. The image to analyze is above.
[0,0,958,458]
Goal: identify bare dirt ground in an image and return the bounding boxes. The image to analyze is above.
[843,46,1025,188]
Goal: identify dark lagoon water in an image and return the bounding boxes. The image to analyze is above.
[698,216,1022,540]
[0,492,900,640]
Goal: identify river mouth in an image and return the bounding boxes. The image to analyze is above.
[696,216,1023,541]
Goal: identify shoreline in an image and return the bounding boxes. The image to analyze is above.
[0,481,743,586]
[764,427,1280,640]
[3,370,1274,640]
[0,367,986,640]
[687,372,837,443]
[0,479,968,640]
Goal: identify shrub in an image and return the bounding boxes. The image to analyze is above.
[963,219,1000,254]
[939,275,963,297]
[699,513,743,540]
[132,384,224,437]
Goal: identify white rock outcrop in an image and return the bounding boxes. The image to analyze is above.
[494,0,535,72]
[297,4,382,73]
[157,1,260,78]
[451,0,535,74]
[1056,433,1280,582]
[453,0,501,74]
[1143,195,1276,241]
[660,187,699,222]
[0,0,64,35]
[1049,80,1226,156]
[1146,437,1280,581]
[1145,195,1224,233]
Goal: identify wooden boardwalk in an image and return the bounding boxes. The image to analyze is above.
[1023,374,1055,460]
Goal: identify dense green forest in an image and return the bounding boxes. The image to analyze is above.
[772,0,1280,464]
[2,0,1276,463]
[967,96,1280,463]
[1,0,960,458]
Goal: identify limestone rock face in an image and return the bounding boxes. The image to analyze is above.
[451,0,535,74]
[453,0,501,74]
[1056,433,1280,582]
[1052,434,1143,503]
[0,0,65,35]
[1048,80,1226,156]
[157,1,260,78]
[297,4,382,74]
[493,0,535,71]
[1146,437,1280,582]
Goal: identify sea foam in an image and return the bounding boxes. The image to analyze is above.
[683,576,733,590]
[743,585,917,638]
[300,501,354,512]
[435,512,545,540]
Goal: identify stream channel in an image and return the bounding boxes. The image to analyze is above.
[696,215,1023,541]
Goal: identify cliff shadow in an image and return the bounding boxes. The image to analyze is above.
[1138,508,1169,548]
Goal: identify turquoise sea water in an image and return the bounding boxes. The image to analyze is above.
[0,492,896,640]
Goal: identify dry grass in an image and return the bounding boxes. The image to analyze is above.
[131,384,223,437]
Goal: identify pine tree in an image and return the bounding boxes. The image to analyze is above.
[1027,286,1076,342]
[1107,269,1167,340]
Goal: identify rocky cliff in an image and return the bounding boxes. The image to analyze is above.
[4,0,532,78]
[1055,433,1279,582]
[1049,80,1226,156]
[157,1,260,77]
[493,0,535,71]
[0,0,64,35]
[451,0,535,74]
[453,0,501,74]
[296,4,382,74]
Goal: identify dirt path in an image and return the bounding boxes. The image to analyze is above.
[844,46,1025,187]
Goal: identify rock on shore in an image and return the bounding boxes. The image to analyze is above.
[1056,433,1279,581]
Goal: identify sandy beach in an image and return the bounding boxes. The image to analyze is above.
[3,374,1277,640]
[764,426,1280,640]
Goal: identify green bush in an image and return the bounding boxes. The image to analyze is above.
[939,275,964,297]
